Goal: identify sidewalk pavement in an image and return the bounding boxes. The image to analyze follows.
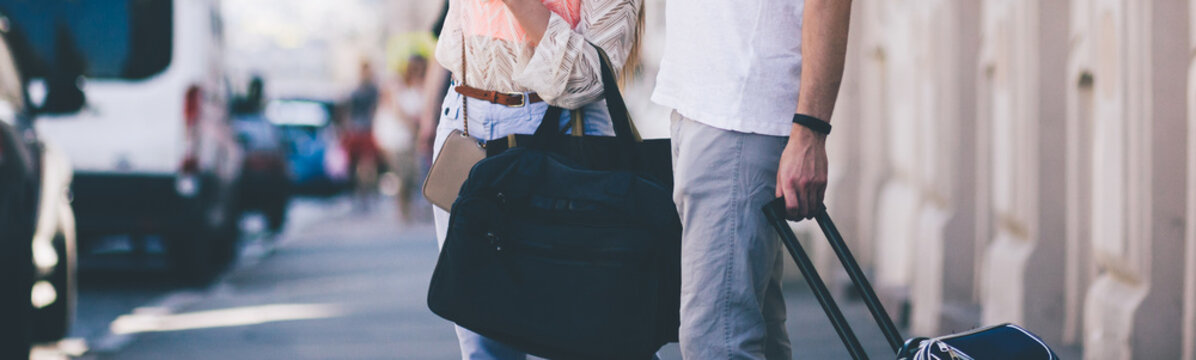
[87,199,972,360]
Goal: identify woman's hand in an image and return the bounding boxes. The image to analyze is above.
[417,113,437,155]
[502,0,552,47]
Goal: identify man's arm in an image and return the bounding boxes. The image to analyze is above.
[776,0,852,220]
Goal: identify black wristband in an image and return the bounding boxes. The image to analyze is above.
[792,114,832,135]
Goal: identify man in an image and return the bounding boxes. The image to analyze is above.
[348,61,381,137]
[651,0,852,358]
[345,61,381,209]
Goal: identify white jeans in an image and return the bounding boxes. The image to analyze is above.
[671,110,792,360]
[430,88,613,360]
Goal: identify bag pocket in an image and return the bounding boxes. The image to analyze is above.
[436,194,663,358]
[500,214,659,350]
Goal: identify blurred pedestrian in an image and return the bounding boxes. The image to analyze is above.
[651,0,853,358]
[345,61,382,211]
[376,55,429,224]
[232,76,266,114]
[428,0,645,358]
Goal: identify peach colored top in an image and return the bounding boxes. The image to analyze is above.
[435,0,641,109]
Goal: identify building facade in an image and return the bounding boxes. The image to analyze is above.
[827,0,1193,358]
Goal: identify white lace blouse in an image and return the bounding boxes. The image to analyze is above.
[434,0,641,110]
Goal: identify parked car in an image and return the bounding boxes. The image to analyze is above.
[267,98,349,195]
[5,0,243,280]
[0,15,79,360]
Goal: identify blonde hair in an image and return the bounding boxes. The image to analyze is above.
[620,2,646,86]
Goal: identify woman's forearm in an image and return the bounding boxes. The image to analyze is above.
[502,0,552,47]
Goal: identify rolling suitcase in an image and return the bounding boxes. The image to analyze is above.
[761,199,1058,360]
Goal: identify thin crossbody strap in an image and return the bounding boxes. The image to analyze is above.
[460,29,471,138]
[571,110,583,137]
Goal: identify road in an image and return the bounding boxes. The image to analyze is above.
[31,195,922,360]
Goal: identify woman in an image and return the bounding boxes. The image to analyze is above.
[430,0,645,358]
[376,55,428,223]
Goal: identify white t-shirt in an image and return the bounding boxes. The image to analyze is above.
[651,0,805,137]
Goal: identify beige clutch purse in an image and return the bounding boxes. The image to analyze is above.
[423,129,485,211]
[424,30,488,211]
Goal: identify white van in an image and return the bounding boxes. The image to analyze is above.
[28,0,242,279]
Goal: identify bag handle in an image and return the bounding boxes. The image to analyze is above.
[532,43,638,168]
[762,200,870,360]
[811,204,905,352]
[763,198,906,357]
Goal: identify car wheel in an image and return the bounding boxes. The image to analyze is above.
[166,230,214,284]
[210,193,244,267]
[0,188,34,359]
[32,232,76,342]
[0,309,31,360]
[210,217,240,268]
[265,201,288,232]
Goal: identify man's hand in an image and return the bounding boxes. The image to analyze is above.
[780,0,850,220]
[777,125,828,220]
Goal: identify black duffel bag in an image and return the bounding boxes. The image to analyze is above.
[427,44,680,360]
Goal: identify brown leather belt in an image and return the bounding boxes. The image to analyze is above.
[454,85,543,107]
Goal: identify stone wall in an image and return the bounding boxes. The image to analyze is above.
[830,0,1193,358]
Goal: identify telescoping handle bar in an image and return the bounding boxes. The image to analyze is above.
[762,199,905,359]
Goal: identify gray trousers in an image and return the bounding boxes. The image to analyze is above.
[670,111,792,360]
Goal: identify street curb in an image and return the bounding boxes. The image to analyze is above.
[79,227,282,357]
[67,197,357,359]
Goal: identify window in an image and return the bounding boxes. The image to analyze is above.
[0,0,174,80]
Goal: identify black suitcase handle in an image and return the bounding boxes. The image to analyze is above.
[763,198,905,359]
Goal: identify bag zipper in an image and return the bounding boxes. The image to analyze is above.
[494,234,649,268]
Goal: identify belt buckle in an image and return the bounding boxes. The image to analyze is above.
[504,92,526,108]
